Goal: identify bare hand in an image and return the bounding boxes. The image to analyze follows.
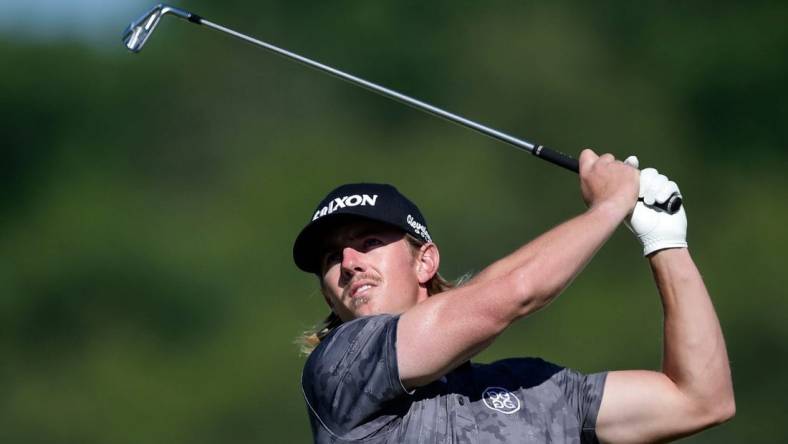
[579,149,639,217]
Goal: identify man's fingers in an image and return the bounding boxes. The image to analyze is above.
[579,148,599,174]
[599,153,616,163]
[579,148,599,162]
[624,155,639,169]
[638,167,681,206]
[655,181,680,204]
[644,173,668,205]
[639,168,659,199]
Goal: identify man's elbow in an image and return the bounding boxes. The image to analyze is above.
[711,396,736,424]
[509,268,558,316]
[696,393,736,429]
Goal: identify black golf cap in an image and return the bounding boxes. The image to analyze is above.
[293,183,432,274]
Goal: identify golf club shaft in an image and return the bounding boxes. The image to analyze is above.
[197,17,578,172]
[129,5,682,214]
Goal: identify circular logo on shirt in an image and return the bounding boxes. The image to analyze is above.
[482,387,521,414]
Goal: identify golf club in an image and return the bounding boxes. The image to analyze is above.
[122,3,682,214]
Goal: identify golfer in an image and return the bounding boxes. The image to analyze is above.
[293,150,734,443]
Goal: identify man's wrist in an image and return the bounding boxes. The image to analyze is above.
[587,200,632,225]
[644,242,688,257]
[647,246,690,264]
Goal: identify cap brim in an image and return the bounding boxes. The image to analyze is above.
[293,213,400,274]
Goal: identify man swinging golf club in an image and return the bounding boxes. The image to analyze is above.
[120,6,732,441]
[293,150,734,443]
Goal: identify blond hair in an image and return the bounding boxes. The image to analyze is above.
[296,234,456,355]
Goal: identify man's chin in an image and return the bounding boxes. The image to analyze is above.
[353,305,376,317]
[351,298,383,317]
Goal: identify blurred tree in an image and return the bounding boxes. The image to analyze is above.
[1,1,786,442]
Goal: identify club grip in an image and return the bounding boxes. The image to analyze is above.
[532,145,579,173]
[531,144,683,214]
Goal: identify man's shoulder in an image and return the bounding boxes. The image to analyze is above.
[301,314,408,441]
[303,314,399,376]
[328,314,398,341]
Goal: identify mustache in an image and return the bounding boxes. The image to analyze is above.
[341,273,383,299]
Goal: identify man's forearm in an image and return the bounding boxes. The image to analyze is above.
[650,249,735,416]
[470,202,628,314]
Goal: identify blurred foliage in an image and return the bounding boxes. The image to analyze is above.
[1,0,787,442]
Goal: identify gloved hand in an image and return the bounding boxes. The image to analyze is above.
[623,156,688,256]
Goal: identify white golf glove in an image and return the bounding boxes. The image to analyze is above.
[623,156,688,256]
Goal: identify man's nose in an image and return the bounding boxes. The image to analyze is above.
[340,246,367,274]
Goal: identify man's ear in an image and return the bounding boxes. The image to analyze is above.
[416,242,440,284]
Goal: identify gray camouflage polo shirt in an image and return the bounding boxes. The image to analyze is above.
[302,314,607,443]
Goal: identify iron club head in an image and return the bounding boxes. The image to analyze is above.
[122,4,194,52]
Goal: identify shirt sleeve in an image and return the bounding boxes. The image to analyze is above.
[555,368,608,444]
[301,314,408,440]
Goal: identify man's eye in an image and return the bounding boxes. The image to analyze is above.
[363,238,383,249]
[324,251,341,266]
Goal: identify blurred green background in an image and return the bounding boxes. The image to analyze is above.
[2,0,786,442]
